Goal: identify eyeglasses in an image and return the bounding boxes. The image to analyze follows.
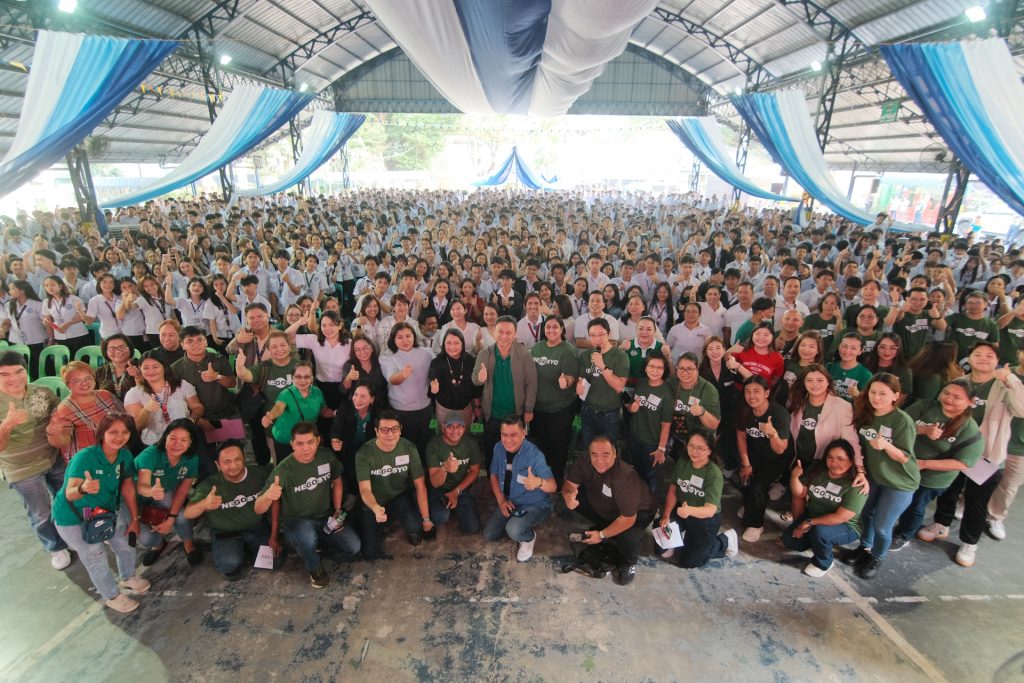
[677,366,698,373]
[687,444,711,454]
[106,345,129,352]
[376,426,401,434]
[293,374,314,380]
[67,376,94,385]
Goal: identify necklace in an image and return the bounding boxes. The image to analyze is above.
[445,354,464,385]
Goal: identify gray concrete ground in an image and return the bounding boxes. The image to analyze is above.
[1,479,1022,683]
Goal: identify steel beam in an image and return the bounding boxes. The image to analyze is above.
[689,157,701,193]
[935,159,970,234]
[65,145,103,229]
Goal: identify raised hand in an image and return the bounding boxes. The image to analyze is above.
[477,363,488,383]
[265,475,282,501]
[444,452,460,474]
[522,466,542,491]
[430,379,440,394]
[150,477,165,500]
[758,415,776,439]
[791,459,804,478]
[203,485,222,511]
[201,362,219,383]
[3,402,27,429]
[81,470,100,495]
[235,348,247,367]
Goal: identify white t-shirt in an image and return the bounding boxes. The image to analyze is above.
[175,297,209,332]
[0,299,47,345]
[86,294,122,337]
[124,381,197,445]
[41,296,89,341]
[574,313,620,341]
[665,322,713,362]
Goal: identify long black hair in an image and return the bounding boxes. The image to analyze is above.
[7,279,40,316]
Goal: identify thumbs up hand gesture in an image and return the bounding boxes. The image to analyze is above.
[444,452,460,474]
[758,415,778,439]
[204,485,222,511]
[477,362,488,383]
[81,470,101,495]
[201,362,220,383]
[265,475,282,501]
[522,466,542,491]
[150,477,165,500]
[3,402,27,429]
[430,379,441,394]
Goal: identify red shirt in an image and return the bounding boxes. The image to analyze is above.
[734,348,785,387]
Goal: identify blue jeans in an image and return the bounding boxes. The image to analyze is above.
[357,490,423,560]
[428,487,481,533]
[56,510,136,600]
[626,436,660,493]
[9,460,67,552]
[280,516,361,571]
[782,515,860,569]
[211,523,270,575]
[579,404,622,451]
[483,504,551,543]
[859,484,915,559]
[138,490,194,549]
[894,485,946,540]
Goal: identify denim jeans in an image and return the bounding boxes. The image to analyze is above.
[860,483,915,559]
[280,516,361,571]
[782,515,860,569]
[626,436,661,493]
[894,485,946,540]
[56,510,136,600]
[138,490,195,549]
[211,522,270,575]
[428,487,481,533]
[483,504,551,543]
[579,404,622,452]
[671,511,728,568]
[9,460,67,552]
[357,490,423,560]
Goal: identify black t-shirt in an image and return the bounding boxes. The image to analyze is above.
[738,401,791,461]
[565,456,653,521]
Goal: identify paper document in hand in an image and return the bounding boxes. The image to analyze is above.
[579,378,591,401]
[653,522,685,549]
[254,544,275,570]
[964,457,999,486]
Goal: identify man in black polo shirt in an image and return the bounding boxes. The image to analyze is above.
[561,435,654,585]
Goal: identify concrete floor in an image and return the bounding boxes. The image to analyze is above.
[1,480,1022,683]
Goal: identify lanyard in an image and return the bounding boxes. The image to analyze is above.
[189,300,203,317]
[13,303,28,326]
[289,386,308,422]
[103,296,119,320]
[527,320,541,342]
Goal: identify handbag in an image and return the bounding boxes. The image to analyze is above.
[238,360,270,422]
[139,504,169,527]
[72,473,122,544]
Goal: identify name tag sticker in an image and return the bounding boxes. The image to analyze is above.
[516,474,527,484]
[317,463,330,475]
[602,484,613,497]
[826,482,842,494]
[689,475,704,487]
[879,426,893,439]
[395,454,410,466]
[687,396,700,405]
[648,395,662,408]
[844,377,858,388]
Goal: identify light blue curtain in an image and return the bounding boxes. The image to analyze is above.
[0,31,177,198]
[473,146,553,189]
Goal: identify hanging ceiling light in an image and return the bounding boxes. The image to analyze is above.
[734,87,743,96]
[810,60,822,71]
[965,6,986,21]
[299,83,309,92]
[57,0,76,12]
[219,54,232,66]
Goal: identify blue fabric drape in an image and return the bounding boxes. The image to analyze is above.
[666,118,798,202]
[237,112,365,196]
[0,33,177,198]
[881,40,1024,217]
[472,147,552,189]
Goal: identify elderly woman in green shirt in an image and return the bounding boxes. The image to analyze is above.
[262,361,328,462]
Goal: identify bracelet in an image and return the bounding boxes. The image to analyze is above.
[77,482,86,495]
[655,446,666,452]
[168,513,177,519]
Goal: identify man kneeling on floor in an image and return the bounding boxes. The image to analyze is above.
[484,415,557,561]
[184,439,271,581]
[426,414,483,534]
[264,422,361,588]
[560,435,655,585]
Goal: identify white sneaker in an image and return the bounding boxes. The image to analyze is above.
[792,548,815,558]
[105,593,140,614]
[768,482,786,501]
[954,499,965,520]
[516,533,536,562]
[916,522,949,542]
[50,549,71,570]
[119,575,151,594]
[987,519,1007,541]
[955,543,977,567]
[724,529,739,558]
[742,526,763,543]
[803,562,832,578]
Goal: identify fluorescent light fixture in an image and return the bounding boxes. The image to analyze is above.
[734,87,743,96]
[219,54,232,66]
[965,5,986,21]
[299,83,309,92]
[57,0,76,12]
[810,60,822,71]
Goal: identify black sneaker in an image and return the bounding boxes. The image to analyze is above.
[840,546,869,566]
[185,547,204,566]
[560,562,606,579]
[141,543,166,567]
[856,555,882,579]
[310,566,331,589]
[615,564,637,586]
[224,568,243,582]
[888,535,909,552]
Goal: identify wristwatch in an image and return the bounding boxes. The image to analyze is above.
[598,530,606,540]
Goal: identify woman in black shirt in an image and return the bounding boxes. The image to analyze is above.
[428,328,479,427]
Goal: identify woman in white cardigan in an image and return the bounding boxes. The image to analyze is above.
[917,341,1024,567]
[787,364,869,493]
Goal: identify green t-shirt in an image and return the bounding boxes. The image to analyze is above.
[844,303,889,329]
[623,340,666,385]
[670,458,723,508]
[271,385,326,444]
[912,372,944,404]
[801,313,840,344]
[795,402,822,462]
[52,445,136,526]
[944,314,1000,360]
[250,360,297,405]
[355,437,424,504]
[783,360,814,388]
[826,362,872,402]
[491,350,516,419]
[171,353,237,419]
[579,346,629,411]
[630,379,674,446]
[905,401,984,489]
[733,318,757,346]
[894,311,933,359]
[857,409,920,491]
[134,445,198,498]
[829,329,881,361]
[190,465,270,532]
[670,377,721,437]
[1000,318,1024,365]
[425,435,482,492]
[263,448,341,521]
[801,468,866,532]
[1008,368,1024,456]
[531,341,580,412]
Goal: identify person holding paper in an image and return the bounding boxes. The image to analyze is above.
[184,439,270,581]
[826,335,872,403]
[782,439,867,577]
[576,318,629,450]
[659,429,738,568]
[562,435,654,585]
[261,422,361,588]
[625,354,674,493]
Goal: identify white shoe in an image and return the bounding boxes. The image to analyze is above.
[105,593,140,614]
[119,575,151,594]
[987,519,1007,541]
[955,543,977,567]
[954,499,965,520]
[50,549,71,570]
[742,526,763,543]
[768,482,786,501]
[516,533,536,562]
[917,522,949,542]
[792,548,815,558]
[803,562,832,578]
[724,529,739,558]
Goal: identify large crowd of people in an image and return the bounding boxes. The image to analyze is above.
[1,187,1021,614]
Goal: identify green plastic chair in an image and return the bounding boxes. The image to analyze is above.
[74,345,105,368]
[206,347,220,356]
[38,345,70,379]
[31,376,69,400]
[470,422,483,435]
[86,322,101,344]
[7,343,30,367]
[0,340,8,349]
[132,349,142,361]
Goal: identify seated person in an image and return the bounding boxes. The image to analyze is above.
[425,414,482,534]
